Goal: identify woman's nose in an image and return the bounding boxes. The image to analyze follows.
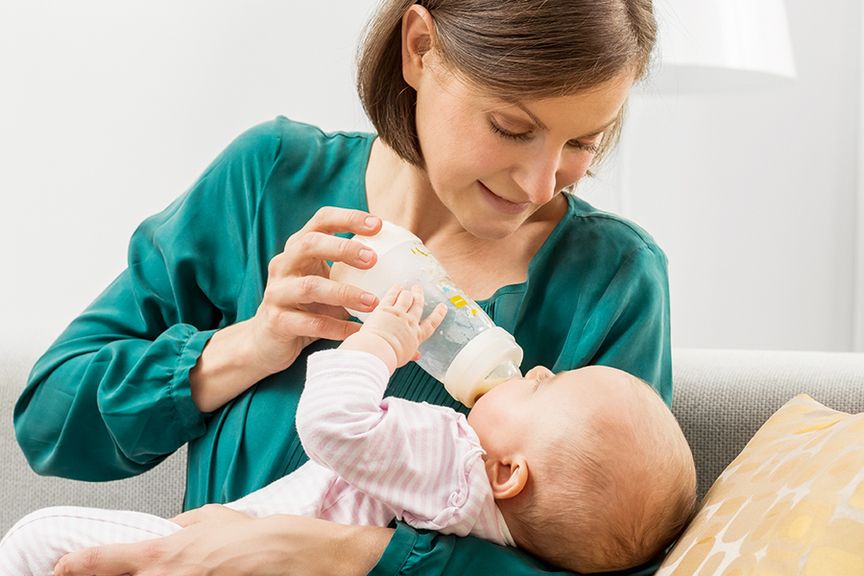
[512,154,559,205]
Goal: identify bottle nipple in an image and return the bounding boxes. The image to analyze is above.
[467,361,522,405]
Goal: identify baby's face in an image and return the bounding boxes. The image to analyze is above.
[467,365,589,457]
[467,365,651,460]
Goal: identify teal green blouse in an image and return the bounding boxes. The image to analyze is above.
[15,117,671,575]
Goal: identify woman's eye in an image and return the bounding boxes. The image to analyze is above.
[489,120,532,142]
[491,118,600,154]
[567,139,600,154]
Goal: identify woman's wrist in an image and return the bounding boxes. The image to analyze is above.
[333,522,394,575]
[254,515,393,576]
[189,319,276,413]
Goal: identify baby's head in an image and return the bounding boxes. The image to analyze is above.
[467,364,696,573]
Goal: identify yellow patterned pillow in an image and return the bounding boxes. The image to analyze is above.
[657,394,864,576]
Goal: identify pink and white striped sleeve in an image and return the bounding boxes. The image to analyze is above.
[296,349,506,543]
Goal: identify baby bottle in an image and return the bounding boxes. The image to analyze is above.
[330,220,523,407]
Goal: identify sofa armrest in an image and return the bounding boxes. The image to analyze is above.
[672,348,864,499]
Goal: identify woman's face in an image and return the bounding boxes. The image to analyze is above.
[407,53,634,240]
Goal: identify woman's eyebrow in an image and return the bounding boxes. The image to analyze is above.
[576,117,617,139]
[512,101,548,130]
[513,101,617,139]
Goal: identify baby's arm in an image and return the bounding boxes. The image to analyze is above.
[295,286,503,537]
[296,285,446,458]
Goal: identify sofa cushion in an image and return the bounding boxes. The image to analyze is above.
[658,394,864,575]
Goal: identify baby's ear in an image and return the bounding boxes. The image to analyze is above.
[485,456,529,500]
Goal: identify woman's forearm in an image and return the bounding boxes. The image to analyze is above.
[315,521,394,575]
[221,514,394,576]
[55,507,394,576]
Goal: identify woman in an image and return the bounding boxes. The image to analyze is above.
[19,1,669,574]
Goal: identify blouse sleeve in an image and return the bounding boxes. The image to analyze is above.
[370,525,663,575]
[14,122,283,481]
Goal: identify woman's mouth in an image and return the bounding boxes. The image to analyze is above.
[478,182,530,214]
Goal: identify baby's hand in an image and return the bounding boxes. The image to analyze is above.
[341,284,447,373]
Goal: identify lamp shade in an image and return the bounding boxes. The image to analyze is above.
[641,0,797,93]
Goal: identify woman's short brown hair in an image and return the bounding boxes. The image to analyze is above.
[356,0,657,168]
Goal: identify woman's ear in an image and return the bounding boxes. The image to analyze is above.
[485,456,529,500]
[401,5,436,89]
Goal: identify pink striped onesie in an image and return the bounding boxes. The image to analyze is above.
[0,349,514,574]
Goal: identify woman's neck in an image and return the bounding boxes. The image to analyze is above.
[364,138,468,244]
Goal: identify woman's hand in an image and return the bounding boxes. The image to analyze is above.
[53,504,393,576]
[190,207,383,412]
[248,207,384,372]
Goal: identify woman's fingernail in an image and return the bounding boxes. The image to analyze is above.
[365,216,379,229]
[359,249,374,262]
[361,293,377,306]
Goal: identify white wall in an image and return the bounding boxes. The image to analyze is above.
[584,0,861,352]
[2,1,861,356]
[857,1,864,352]
[0,1,378,356]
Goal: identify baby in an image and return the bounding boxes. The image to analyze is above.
[1,285,696,574]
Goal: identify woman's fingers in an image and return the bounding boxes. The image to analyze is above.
[247,208,385,374]
[277,206,382,275]
[54,543,141,575]
[275,232,377,277]
[300,206,381,237]
[264,275,378,312]
[276,310,364,341]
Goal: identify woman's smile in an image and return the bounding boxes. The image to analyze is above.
[477,181,531,214]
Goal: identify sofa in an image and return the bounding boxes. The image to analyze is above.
[3,348,864,536]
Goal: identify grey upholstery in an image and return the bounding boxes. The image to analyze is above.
[2,348,863,533]
[672,348,864,497]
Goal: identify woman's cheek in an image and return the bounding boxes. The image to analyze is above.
[560,155,593,188]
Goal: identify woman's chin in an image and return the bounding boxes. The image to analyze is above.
[456,213,525,241]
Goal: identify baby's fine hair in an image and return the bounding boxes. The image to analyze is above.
[509,375,697,573]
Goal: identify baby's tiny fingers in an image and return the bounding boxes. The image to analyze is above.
[394,286,415,311]
[431,302,448,322]
[406,285,426,318]
[419,303,448,340]
[380,284,402,307]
